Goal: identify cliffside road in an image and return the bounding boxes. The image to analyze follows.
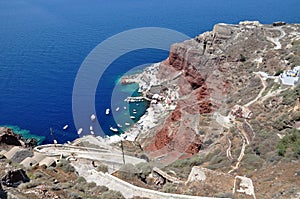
[35,143,145,173]
[72,159,229,199]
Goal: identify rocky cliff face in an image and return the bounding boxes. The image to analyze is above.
[0,127,38,148]
[135,21,300,167]
[0,127,23,147]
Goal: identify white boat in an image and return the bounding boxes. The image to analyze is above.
[130,116,135,119]
[117,124,123,128]
[89,126,93,131]
[77,128,83,135]
[90,130,95,135]
[125,122,130,126]
[116,107,120,111]
[123,106,127,110]
[106,108,110,115]
[110,127,118,133]
[90,114,96,121]
[63,125,69,130]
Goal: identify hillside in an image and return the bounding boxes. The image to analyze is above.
[0,21,300,199]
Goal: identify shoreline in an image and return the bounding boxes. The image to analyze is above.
[101,62,180,144]
[0,125,45,145]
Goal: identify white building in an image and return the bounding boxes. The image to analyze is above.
[280,66,300,86]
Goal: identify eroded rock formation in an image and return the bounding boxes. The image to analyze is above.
[1,169,30,187]
[135,21,300,166]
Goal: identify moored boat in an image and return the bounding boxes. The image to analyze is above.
[110,126,118,133]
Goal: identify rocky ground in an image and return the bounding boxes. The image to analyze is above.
[121,21,300,198]
[1,21,300,199]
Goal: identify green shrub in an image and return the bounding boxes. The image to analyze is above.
[57,159,75,173]
[274,69,284,76]
[66,190,81,199]
[118,163,140,180]
[96,163,108,173]
[164,154,204,179]
[32,171,45,179]
[75,176,86,184]
[18,180,41,189]
[162,182,177,193]
[277,129,300,157]
[281,84,300,105]
[292,111,300,121]
[50,185,62,191]
[86,182,97,189]
[136,162,152,180]
[91,185,108,193]
[60,182,73,189]
[214,192,235,198]
[272,113,291,131]
[240,154,264,171]
[100,190,125,199]
[239,54,246,62]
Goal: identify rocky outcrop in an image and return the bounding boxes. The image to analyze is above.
[137,29,227,164]
[0,127,22,146]
[231,105,252,119]
[0,127,38,148]
[134,21,300,167]
[1,169,30,187]
[0,183,7,199]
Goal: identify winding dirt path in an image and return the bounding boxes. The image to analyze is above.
[228,128,247,174]
[266,26,286,50]
[245,74,267,107]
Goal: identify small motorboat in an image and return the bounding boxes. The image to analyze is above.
[77,128,83,135]
[90,114,96,121]
[117,124,123,128]
[63,125,69,130]
[106,108,110,115]
[116,107,120,111]
[89,126,93,131]
[110,127,118,133]
[125,122,130,126]
[130,116,135,119]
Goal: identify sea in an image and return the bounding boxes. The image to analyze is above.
[0,0,299,144]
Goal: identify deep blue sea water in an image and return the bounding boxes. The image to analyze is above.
[0,0,299,144]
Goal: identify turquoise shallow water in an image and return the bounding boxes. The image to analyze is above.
[0,125,45,145]
[0,0,299,144]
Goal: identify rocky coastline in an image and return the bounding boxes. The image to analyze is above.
[0,127,38,149]
[1,21,300,198]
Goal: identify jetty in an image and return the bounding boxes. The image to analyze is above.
[124,96,151,103]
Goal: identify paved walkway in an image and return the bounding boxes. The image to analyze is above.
[35,143,145,173]
[72,159,229,199]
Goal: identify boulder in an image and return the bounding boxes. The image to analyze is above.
[24,138,38,148]
[0,127,22,146]
[0,183,7,199]
[2,169,30,187]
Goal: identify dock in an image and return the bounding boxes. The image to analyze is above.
[124,96,151,103]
